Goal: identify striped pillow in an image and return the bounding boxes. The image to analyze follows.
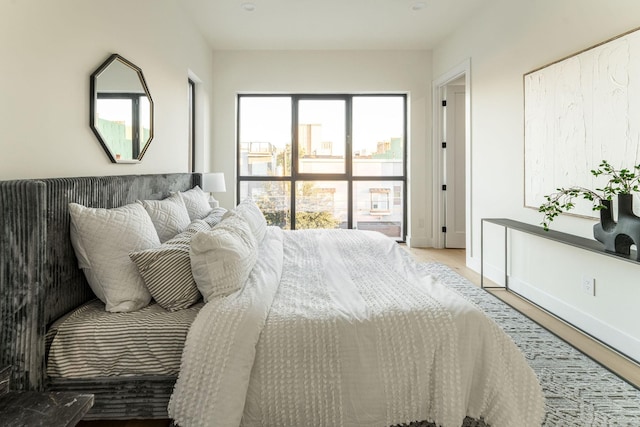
[129,220,210,311]
[202,206,227,227]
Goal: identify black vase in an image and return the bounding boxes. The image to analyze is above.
[593,194,640,259]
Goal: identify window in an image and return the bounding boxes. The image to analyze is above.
[96,93,150,160]
[188,79,195,172]
[370,188,390,214]
[237,94,407,240]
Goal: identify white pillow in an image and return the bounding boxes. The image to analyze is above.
[69,202,159,312]
[139,193,192,243]
[190,213,257,302]
[227,198,267,243]
[178,185,212,221]
[130,219,210,311]
[201,207,227,227]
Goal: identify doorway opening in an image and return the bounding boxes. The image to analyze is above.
[433,60,471,258]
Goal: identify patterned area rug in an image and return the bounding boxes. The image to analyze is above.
[418,262,640,427]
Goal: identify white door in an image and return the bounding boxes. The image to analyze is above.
[444,84,466,248]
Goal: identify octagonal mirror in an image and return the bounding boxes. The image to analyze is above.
[90,54,154,163]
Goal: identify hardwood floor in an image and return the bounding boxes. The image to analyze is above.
[78,247,640,426]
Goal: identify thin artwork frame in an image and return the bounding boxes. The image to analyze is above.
[523,27,640,218]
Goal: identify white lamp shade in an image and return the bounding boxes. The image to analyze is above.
[202,173,226,193]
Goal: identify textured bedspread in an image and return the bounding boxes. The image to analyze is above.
[169,228,544,427]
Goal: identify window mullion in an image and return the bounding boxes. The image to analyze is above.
[132,97,140,157]
[346,96,353,229]
[291,96,299,230]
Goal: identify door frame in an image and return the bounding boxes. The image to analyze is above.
[432,59,472,259]
[444,82,466,248]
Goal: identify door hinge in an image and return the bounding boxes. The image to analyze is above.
[442,142,447,148]
[442,184,447,191]
[442,226,447,233]
[442,100,447,107]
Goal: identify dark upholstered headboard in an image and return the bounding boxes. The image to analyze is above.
[0,173,201,391]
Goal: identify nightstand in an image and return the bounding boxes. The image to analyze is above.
[0,366,94,427]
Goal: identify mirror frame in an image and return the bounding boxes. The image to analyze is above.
[90,53,154,163]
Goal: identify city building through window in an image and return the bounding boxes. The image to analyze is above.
[369,188,391,214]
[237,94,407,240]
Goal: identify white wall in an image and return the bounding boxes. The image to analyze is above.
[0,0,214,179]
[210,50,433,245]
[433,0,640,361]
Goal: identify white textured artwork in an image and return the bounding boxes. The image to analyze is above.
[524,28,640,217]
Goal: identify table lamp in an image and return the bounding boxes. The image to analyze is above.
[202,172,226,208]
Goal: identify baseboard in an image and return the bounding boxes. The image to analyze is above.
[508,277,640,363]
[467,256,506,287]
[406,235,432,248]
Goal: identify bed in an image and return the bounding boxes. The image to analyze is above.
[0,173,202,419]
[0,173,545,426]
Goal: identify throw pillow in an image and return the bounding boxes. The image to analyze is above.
[201,207,227,227]
[178,185,212,221]
[69,202,159,312]
[190,213,257,302]
[226,198,267,244]
[129,219,210,311]
[139,193,192,243]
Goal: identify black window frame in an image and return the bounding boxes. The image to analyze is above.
[188,79,195,172]
[237,93,408,241]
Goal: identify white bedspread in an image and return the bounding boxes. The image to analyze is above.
[169,228,544,427]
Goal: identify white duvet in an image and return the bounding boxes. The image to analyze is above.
[169,228,544,427]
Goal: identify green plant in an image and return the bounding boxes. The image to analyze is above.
[591,160,640,196]
[295,211,341,230]
[538,160,640,231]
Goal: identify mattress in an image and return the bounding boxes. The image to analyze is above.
[46,299,203,378]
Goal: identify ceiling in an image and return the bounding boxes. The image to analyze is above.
[179,0,489,51]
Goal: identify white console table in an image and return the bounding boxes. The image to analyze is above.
[479,218,640,289]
